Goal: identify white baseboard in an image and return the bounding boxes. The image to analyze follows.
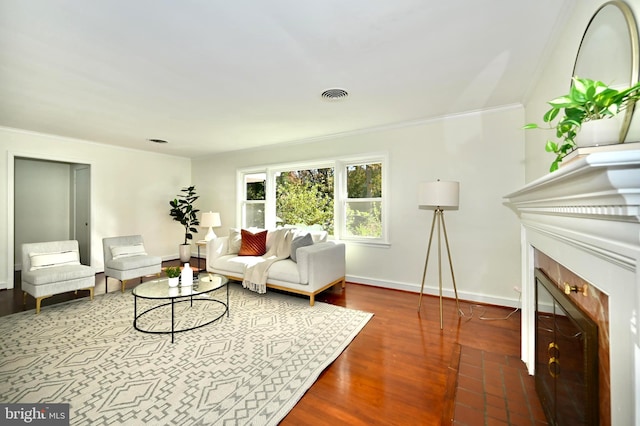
[346,275,521,309]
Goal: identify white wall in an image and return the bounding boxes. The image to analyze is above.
[0,127,193,289]
[14,158,72,260]
[523,0,636,182]
[193,106,525,306]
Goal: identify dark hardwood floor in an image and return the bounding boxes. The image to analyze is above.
[301,284,528,426]
[2,259,536,425]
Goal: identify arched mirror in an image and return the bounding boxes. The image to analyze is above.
[572,0,639,142]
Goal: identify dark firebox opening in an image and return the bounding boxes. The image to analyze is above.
[535,269,598,426]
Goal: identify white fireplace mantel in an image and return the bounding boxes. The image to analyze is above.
[505,149,640,426]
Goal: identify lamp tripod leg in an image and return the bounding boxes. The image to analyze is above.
[437,210,444,329]
[440,212,462,317]
[418,209,438,311]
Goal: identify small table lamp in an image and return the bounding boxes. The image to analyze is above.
[417,180,462,329]
[200,212,222,241]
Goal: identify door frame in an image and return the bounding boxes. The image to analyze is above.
[73,165,91,265]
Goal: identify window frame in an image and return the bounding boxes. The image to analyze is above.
[339,159,385,243]
[236,153,389,245]
[237,170,267,229]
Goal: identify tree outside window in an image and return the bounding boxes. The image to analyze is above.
[275,168,334,233]
[345,163,382,238]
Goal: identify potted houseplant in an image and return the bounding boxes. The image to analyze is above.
[524,76,640,172]
[165,266,181,287]
[169,185,200,262]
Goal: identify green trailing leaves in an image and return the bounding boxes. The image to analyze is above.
[524,76,640,172]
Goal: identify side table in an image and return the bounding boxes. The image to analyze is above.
[196,240,207,272]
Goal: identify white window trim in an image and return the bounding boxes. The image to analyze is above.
[237,152,389,245]
[336,154,389,245]
[236,169,266,228]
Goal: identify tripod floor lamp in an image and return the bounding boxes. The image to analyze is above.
[417,180,462,329]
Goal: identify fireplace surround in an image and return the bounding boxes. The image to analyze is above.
[505,149,640,425]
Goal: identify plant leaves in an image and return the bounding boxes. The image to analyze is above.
[527,76,640,172]
[545,140,557,153]
[543,108,560,122]
[548,96,574,108]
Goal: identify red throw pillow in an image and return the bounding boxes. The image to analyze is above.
[238,229,267,256]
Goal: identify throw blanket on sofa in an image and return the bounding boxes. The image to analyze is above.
[243,228,293,294]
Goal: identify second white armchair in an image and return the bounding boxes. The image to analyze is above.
[102,235,161,293]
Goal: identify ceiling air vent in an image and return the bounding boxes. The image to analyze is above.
[321,88,349,101]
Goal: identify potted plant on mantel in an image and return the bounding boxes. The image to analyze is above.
[524,76,640,172]
[169,185,200,263]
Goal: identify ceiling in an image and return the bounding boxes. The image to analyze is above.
[0,0,575,158]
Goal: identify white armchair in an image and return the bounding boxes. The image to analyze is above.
[21,240,96,314]
[102,235,162,293]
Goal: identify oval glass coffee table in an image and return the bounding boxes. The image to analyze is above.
[132,274,229,343]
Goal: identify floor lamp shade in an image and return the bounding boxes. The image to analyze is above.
[200,211,221,241]
[418,181,460,209]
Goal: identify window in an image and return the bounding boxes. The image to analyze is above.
[242,172,266,228]
[344,162,382,239]
[275,167,334,234]
[237,154,387,244]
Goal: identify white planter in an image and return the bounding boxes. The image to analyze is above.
[576,116,623,148]
[168,277,179,287]
[179,244,191,262]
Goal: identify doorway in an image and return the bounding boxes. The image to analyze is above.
[13,157,91,275]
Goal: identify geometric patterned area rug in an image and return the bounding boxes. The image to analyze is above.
[0,283,373,425]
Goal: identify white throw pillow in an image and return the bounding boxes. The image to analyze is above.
[30,250,80,271]
[227,228,242,255]
[309,230,328,243]
[111,243,147,259]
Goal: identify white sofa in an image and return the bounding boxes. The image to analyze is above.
[206,229,345,305]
